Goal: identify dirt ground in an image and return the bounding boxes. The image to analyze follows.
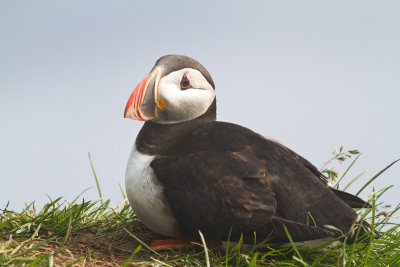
[22,228,163,266]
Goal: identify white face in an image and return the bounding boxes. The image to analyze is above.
[153,68,215,124]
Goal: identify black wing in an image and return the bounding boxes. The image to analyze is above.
[150,121,370,243]
[293,152,371,208]
[151,150,340,243]
[330,188,371,208]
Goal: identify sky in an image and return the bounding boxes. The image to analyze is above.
[1,1,399,213]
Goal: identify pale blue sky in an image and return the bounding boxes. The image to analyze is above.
[1,1,399,211]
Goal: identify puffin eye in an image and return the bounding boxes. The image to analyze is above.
[180,75,191,90]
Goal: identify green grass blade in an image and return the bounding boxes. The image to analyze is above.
[53,215,72,257]
[283,225,305,264]
[88,152,102,203]
[123,226,161,256]
[198,230,210,267]
[121,245,142,267]
[28,256,43,266]
[13,236,58,258]
[356,159,400,196]
[342,170,368,192]
[249,252,258,267]
[119,183,127,199]
[224,227,232,267]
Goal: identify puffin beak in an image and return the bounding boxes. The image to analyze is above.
[124,68,161,120]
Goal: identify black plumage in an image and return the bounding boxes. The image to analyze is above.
[127,55,373,245]
[136,104,370,244]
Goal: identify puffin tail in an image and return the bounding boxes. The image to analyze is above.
[346,217,381,244]
[330,188,371,208]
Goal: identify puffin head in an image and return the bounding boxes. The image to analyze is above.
[124,55,215,124]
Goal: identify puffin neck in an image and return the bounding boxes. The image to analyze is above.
[135,99,216,155]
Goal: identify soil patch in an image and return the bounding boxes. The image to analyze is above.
[10,228,163,266]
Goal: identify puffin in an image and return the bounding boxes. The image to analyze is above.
[124,55,373,250]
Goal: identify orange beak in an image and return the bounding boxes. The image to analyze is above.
[124,68,161,121]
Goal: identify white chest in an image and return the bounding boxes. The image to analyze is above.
[125,145,179,237]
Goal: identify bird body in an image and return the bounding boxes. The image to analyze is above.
[124,55,371,246]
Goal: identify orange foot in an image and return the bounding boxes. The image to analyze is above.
[150,238,196,251]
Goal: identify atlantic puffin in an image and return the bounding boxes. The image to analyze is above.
[124,55,373,250]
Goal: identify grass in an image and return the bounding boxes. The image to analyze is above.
[0,148,399,266]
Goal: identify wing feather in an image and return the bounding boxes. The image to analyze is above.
[151,150,341,243]
[149,121,369,243]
